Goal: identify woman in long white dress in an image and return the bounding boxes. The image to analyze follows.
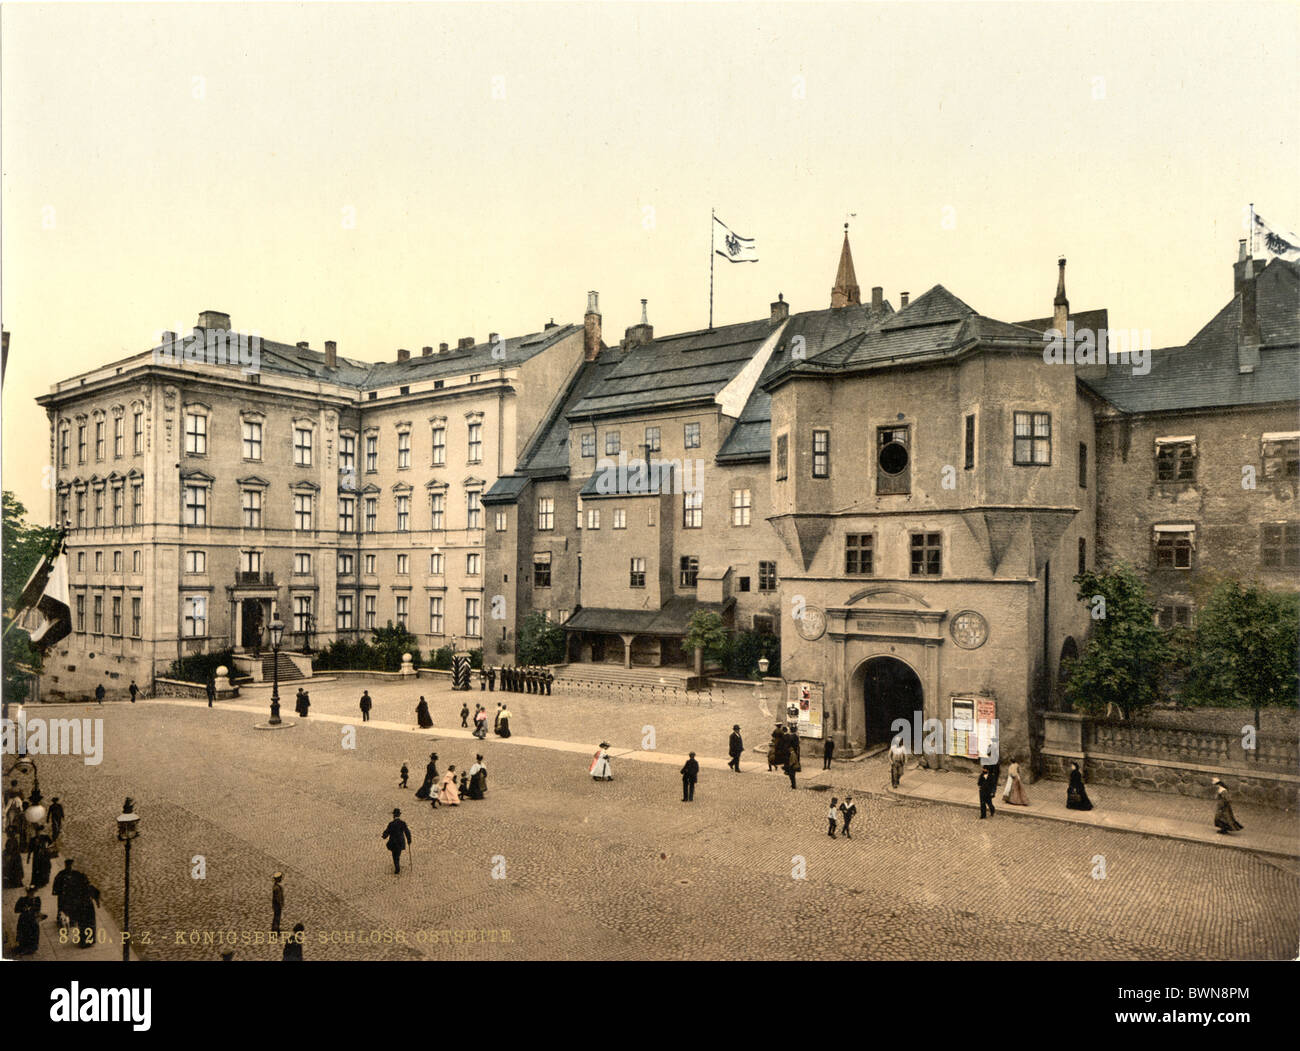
[437,766,461,806]
[1003,759,1030,806]
[590,742,613,781]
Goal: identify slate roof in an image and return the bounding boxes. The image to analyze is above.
[565,595,733,636]
[1083,259,1300,413]
[142,323,580,392]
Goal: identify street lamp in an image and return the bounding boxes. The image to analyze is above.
[115,798,140,963]
[12,758,46,826]
[268,618,285,725]
[757,657,770,676]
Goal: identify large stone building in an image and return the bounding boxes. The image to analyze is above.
[34,233,1299,770]
[36,312,587,695]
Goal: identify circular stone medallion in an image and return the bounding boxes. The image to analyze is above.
[949,609,989,649]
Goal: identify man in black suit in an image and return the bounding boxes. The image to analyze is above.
[728,725,744,772]
[977,768,997,819]
[381,809,412,874]
[94,683,105,705]
[823,737,835,770]
[681,753,699,802]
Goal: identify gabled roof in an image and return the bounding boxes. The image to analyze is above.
[1084,259,1299,414]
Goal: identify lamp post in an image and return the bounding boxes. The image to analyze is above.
[10,757,46,827]
[116,798,140,963]
[268,618,285,725]
[757,657,770,677]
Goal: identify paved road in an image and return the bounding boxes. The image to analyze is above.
[6,696,1296,961]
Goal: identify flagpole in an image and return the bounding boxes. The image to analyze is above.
[1249,202,1255,258]
[709,207,715,331]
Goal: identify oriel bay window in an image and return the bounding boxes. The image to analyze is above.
[1013,412,1052,466]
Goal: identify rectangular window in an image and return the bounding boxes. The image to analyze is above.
[185,413,207,455]
[111,596,122,636]
[113,551,123,572]
[1154,529,1194,569]
[242,489,262,528]
[340,434,355,473]
[364,554,376,575]
[95,420,105,460]
[365,498,378,533]
[467,490,482,530]
[397,432,411,469]
[1078,536,1087,575]
[644,426,661,453]
[759,561,778,591]
[78,424,87,463]
[95,551,103,573]
[185,549,206,574]
[537,497,555,531]
[1261,523,1300,569]
[612,508,626,529]
[586,508,601,530]
[93,488,104,526]
[430,493,444,530]
[113,417,124,458]
[295,552,312,575]
[964,414,976,470]
[396,494,410,532]
[364,593,376,629]
[466,553,481,575]
[337,594,354,630]
[59,426,70,467]
[183,595,206,637]
[910,532,942,576]
[731,488,751,526]
[394,553,409,575]
[395,595,408,629]
[1078,442,1088,488]
[776,433,788,481]
[294,595,312,634]
[605,431,620,455]
[845,534,874,575]
[429,596,444,635]
[338,497,355,533]
[1156,440,1196,482]
[533,552,552,587]
[243,420,262,460]
[467,422,482,463]
[812,429,830,478]
[684,422,701,449]
[293,493,313,531]
[92,594,104,634]
[1156,604,1194,630]
[131,597,141,637]
[132,550,141,573]
[76,594,86,632]
[679,555,699,588]
[580,432,595,458]
[683,490,703,529]
[240,550,262,576]
[131,483,143,525]
[465,597,481,638]
[1262,436,1300,480]
[338,552,354,575]
[366,435,378,472]
[629,557,646,588]
[76,490,86,528]
[1013,412,1052,466]
[132,412,143,454]
[431,427,446,467]
[429,552,444,574]
[294,427,313,466]
[112,486,123,526]
[738,576,750,592]
[184,485,207,526]
[495,510,508,532]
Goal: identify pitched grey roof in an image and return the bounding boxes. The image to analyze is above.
[564,595,733,636]
[1084,259,1300,413]
[481,474,530,506]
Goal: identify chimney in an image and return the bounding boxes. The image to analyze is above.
[544,318,557,331]
[770,293,789,327]
[439,342,449,354]
[584,290,602,361]
[458,337,475,350]
[1053,258,1069,335]
[1233,239,1267,294]
[324,340,337,369]
[899,292,910,309]
[197,310,231,330]
[871,286,883,311]
[488,332,499,345]
[160,330,177,346]
[1239,260,1262,374]
[421,346,432,357]
[623,298,654,349]
[397,348,411,362]
[296,341,309,350]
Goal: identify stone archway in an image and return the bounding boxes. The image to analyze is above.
[860,655,924,748]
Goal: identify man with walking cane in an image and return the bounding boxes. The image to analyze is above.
[381,808,412,875]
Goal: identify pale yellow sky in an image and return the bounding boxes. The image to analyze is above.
[3,1,1298,522]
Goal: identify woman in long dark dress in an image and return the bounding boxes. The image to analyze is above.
[1066,762,1093,810]
[3,831,25,888]
[1212,778,1244,834]
[13,887,44,955]
[413,753,439,801]
[415,697,433,729]
[28,829,53,890]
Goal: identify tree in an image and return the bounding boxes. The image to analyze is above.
[517,611,565,665]
[684,610,728,672]
[1185,580,1299,714]
[1065,564,1171,719]
[2,492,58,706]
[723,630,781,679]
[370,622,422,671]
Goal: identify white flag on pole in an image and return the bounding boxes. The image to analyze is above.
[1253,213,1300,262]
[713,215,758,263]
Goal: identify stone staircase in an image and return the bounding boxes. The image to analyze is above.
[262,652,305,682]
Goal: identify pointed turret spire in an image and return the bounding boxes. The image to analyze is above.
[831,223,861,309]
[1053,257,1069,335]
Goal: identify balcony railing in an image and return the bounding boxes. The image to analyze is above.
[236,571,275,586]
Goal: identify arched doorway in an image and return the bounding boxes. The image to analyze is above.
[861,656,924,747]
[1056,637,1078,712]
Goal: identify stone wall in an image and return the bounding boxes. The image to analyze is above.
[152,677,240,700]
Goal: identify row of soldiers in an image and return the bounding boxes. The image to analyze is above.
[480,665,553,695]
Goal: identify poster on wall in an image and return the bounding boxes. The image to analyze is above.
[785,681,824,739]
[949,697,976,757]
[976,697,998,763]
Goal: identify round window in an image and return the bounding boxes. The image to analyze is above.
[879,441,909,476]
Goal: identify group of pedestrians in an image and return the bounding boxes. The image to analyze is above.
[383,754,489,873]
[482,665,554,694]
